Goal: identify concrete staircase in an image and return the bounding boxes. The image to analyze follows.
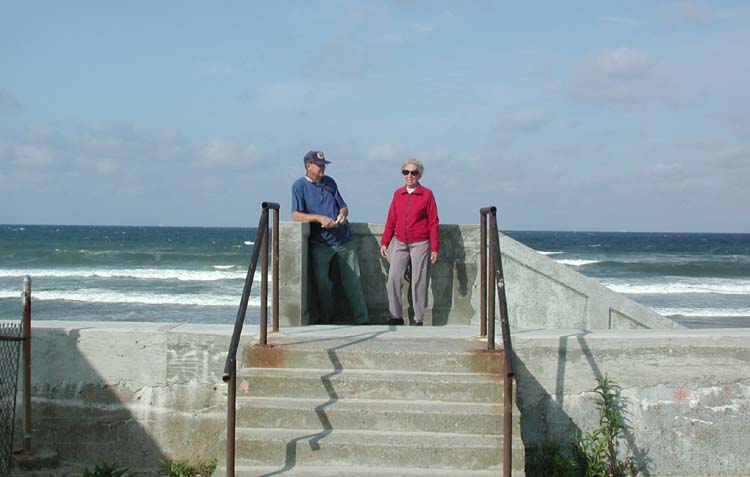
[216,331,525,476]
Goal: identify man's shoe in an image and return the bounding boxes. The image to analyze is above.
[388,317,405,326]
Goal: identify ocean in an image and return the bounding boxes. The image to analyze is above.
[1,225,749,329]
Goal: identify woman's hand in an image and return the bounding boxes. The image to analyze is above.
[380,245,389,260]
[430,251,438,264]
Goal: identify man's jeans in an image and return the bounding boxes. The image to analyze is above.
[310,240,369,324]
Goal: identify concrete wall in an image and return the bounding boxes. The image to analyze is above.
[12,322,247,472]
[279,222,679,330]
[12,322,750,475]
[512,329,750,476]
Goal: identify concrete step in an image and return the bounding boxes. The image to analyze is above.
[235,396,520,435]
[236,368,504,403]
[216,463,524,476]
[228,427,525,472]
[244,338,506,374]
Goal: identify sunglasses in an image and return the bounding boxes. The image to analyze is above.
[401,169,419,177]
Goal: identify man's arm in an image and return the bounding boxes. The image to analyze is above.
[335,206,348,225]
[292,210,336,229]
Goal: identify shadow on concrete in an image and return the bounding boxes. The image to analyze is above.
[431,225,470,326]
[515,332,651,475]
[259,330,390,476]
[361,224,472,326]
[12,328,169,473]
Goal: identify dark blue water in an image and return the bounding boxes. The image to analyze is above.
[505,231,750,327]
[1,225,749,327]
[0,225,258,324]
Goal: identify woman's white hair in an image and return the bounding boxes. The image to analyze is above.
[401,159,424,176]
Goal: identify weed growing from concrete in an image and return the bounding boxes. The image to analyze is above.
[572,375,640,476]
[526,441,577,476]
[81,462,133,477]
[159,458,217,477]
[526,375,645,477]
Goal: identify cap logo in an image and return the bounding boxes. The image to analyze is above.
[316,152,325,160]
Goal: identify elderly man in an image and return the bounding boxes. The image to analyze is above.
[291,150,369,325]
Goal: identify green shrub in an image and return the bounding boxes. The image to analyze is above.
[81,463,133,477]
[526,376,647,477]
[160,458,217,477]
[572,375,640,476]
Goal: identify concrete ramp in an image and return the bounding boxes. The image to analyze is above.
[495,232,680,330]
[278,223,680,330]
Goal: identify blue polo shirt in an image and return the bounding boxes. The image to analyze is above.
[292,175,352,245]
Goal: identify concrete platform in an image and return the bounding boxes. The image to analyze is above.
[10,321,750,475]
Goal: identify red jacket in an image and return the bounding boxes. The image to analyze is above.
[381,184,439,252]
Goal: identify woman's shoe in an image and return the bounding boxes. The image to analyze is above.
[388,317,405,326]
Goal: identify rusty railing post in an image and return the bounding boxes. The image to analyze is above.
[21,275,32,454]
[225,360,236,477]
[260,209,269,347]
[480,211,487,337]
[272,207,279,333]
[504,376,512,477]
[487,213,496,351]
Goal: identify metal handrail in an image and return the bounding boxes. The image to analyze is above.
[222,201,280,477]
[479,206,515,477]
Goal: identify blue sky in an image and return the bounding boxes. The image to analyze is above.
[1,1,749,232]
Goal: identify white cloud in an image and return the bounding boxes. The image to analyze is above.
[195,60,237,78]
[599,16,646,26]
[8,145,55,167]
[251,81,311,111]
[647,163,683,175]
[0,91,21,113]
[365,143,401,162]
[661,1,717,26]
[567,47,668,106]
[714,147,749,171]
[666,177,721,191]
[194,141,262,168]
[503,109,550,132]
[721,110,750,139]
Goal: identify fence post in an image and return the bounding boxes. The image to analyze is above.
[22,276,32,454]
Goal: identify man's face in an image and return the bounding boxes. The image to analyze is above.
[305,162,326,182]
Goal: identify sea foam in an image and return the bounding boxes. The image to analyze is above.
[603,279,750,295]
[0,268,268,282]
[655,307,750,317]
[555,259,603,266]
[0,288,260,307]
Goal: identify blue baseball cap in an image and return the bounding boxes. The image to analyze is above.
[304,150,331,165]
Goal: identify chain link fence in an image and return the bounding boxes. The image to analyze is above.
[0,321,22,477]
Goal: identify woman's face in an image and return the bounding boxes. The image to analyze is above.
[402,164,420,188]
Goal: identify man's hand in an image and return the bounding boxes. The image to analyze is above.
[380,245,388,260]
[319,215,335,229]
[335,213,347,226]
[430,251,438,264]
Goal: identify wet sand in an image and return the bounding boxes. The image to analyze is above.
[669,315,750,329]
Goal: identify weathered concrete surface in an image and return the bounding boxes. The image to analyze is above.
[12,321,246,471]
[12,322,749,476]
[278,222,679,330]
[512,328,750,476]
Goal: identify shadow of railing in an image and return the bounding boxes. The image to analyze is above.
[516,330,652,474]
[257,329,390,476]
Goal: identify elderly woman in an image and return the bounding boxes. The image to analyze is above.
[379,159,439,326]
